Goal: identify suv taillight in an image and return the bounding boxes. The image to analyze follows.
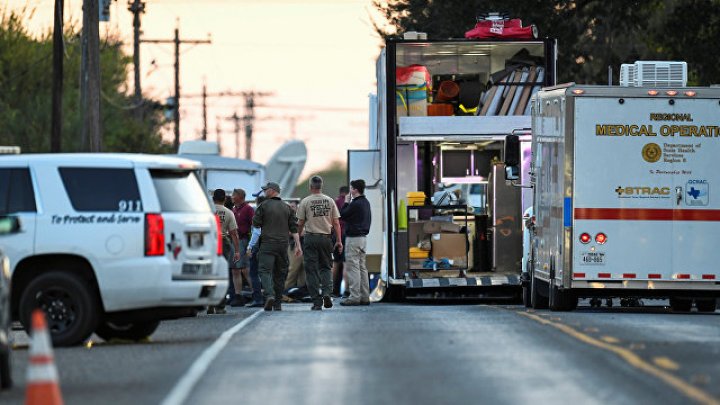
[215,215,223,256]
[145,213,165,256]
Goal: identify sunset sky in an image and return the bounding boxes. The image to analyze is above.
[7,0,385,176]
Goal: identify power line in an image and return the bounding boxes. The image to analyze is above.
[141,22,211,151]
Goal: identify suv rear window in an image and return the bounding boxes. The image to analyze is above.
[150,170,211,213]
[60,168,142,212]
[0,168,37,214]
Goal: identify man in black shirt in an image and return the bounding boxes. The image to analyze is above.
[339,179,372,306]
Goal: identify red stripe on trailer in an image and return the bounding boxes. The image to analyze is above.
[573,273,586,278]
[598,273,611,278]
[675,274,691,279]
[648,274,662,279]
[623,273,637,279]
[702,274,716,280]
[574,208,720,221]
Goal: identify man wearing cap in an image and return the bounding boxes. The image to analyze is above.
[297,175,342,311]
[211,189,241,314]
[252,182,302,311]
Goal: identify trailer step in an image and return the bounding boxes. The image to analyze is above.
[406,275,520,289]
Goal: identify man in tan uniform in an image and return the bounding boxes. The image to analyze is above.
[297,175,342,310]
[211,188,241,314]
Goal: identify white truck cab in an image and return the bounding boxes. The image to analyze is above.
[0,154,228,345]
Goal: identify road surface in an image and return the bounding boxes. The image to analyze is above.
[1,301,718,404]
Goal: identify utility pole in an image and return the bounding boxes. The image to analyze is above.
[201,82,208,140]
[142,24,210,151]
[80,0,102,152]
[183,89,272,157]
[225,111,241,158]
[215,115,223,153]
[128,0,145,119]
[241,91,272,160]
[51,0,63,153]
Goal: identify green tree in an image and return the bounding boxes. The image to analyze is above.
[295,161,347,200]
[0,9,171,153]
[649,0,720,85]
[373,0,719,85]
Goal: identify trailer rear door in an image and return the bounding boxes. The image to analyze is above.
[573,97,676,280]
[670,98,720,281]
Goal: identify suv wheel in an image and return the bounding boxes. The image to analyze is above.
[95,320,161,342]
[19,272,100,347]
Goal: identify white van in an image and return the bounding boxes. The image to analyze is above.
[0,154,228,345]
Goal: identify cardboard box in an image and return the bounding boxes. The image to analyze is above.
[431,233,467,266]
[423,220,463,234]
[408,221,429,246]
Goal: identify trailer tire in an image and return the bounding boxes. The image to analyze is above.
[695,299,717,313]
[522,283,532,308]
[669,298,692,312]
[549,281,577,311]
[530,275,548,309]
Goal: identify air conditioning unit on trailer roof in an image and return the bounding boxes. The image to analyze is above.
[619,64,636,87]
[620,61,687,87]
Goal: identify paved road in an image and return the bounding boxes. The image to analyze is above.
[1,302,718,405]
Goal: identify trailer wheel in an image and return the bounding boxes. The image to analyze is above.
[549,281,577,312]
[695,299,717,313]
[530,274,548,309]
[522,283,532,308]
[669,298,692,312]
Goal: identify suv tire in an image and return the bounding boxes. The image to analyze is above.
[95,320,161,341]
[19,271,100,347]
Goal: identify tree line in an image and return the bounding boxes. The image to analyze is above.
[374,0,720,86]
[0,9,171,153]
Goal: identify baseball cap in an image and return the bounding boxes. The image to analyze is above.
[253,181,280,197]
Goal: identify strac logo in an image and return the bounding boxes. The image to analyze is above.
[615,186,671,196]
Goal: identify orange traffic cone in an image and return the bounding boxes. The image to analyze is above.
[25,309,63,405]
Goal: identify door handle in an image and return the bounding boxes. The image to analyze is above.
[675,186,682,206]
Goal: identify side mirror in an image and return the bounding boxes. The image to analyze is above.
[0,216,21,235]
[504,135,520,181]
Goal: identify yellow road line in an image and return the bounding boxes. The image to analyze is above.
[654,357,681,371]
[517,311,720,405]
[601,336,620,344]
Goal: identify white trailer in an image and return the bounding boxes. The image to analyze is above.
[351,36,557,301]
[508,80,720,311]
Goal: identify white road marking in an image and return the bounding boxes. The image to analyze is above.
[160,310,263,405]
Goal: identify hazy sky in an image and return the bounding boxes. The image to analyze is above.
[7,0,384,177]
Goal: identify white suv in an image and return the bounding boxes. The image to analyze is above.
[0,154,228,346]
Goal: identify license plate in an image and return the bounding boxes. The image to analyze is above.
[182,263,212,275]
[581,252,605,265]
[187,232,204,249]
